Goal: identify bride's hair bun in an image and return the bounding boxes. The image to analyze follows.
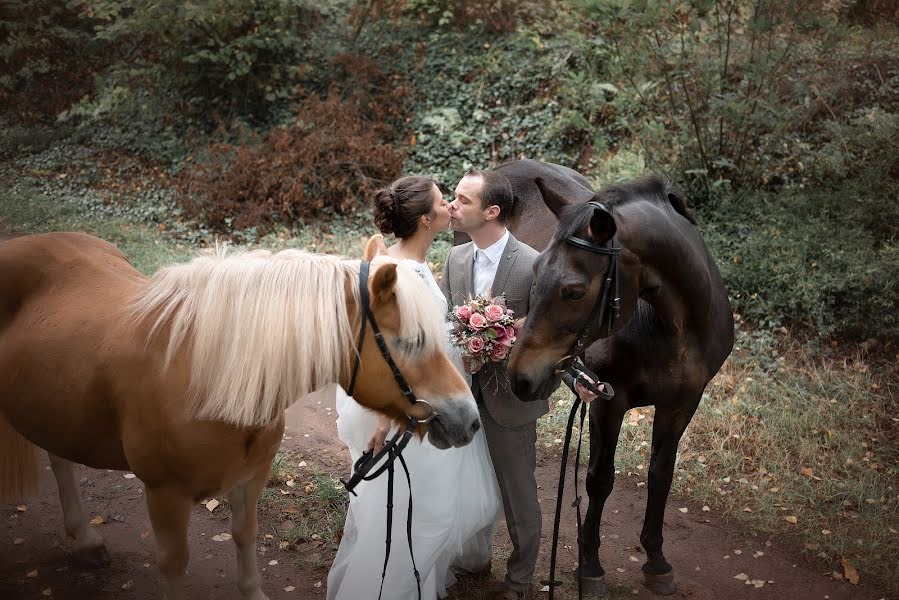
[371,175,437,239]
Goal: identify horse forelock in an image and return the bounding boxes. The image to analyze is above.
[129,249,443,428]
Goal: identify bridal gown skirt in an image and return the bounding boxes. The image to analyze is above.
[327,385,501,600]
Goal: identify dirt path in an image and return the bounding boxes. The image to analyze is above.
[1,391,892,600]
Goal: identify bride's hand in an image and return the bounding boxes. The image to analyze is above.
[366,414,393,453]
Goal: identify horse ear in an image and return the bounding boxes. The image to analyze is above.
[370,262,398,308]
[588,203,616,245]
[363,234,389,261]
[535,176,595,218]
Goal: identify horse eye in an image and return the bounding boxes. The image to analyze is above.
[561,286,587,301]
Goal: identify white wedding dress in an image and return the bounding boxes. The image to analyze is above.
[327,259,501,600]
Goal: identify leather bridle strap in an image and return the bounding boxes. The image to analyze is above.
[341,260,423,600]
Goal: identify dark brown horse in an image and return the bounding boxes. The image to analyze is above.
[502,159,734,595]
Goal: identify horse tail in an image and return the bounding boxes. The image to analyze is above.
[0,414,39,503]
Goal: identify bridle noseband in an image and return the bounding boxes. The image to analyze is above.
[553,201,622,380]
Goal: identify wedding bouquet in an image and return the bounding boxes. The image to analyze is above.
[448,293,524,374]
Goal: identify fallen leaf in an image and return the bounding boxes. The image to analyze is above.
[616,567,625,573]
[702,506,710,512]
[283,507,299,515]
[27,570,38,578]
[268,560,278,566]
[212,533,232,542]
[205,499,220,512]
[122,580,133,590]
[821,529,831,535]
[284,586,295,592]
[279,489,290,495]
[286,480,296,488]
[90,515,105,525]
[16,504,26,512]
[314,581,322,588]
[678,507,688,513]
[13,538,24,545]
[800,467,814,477]
[124,473,136,479]
[41,589,52,597]
[734,573,748,580]
[540,585,550,592]
[784,515,798,524]
[298,461,307,467]
[733,549,742,555]
[841,558,860,585]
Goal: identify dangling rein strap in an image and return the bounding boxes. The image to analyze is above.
[543,394,589,600]
[342,260,422,599]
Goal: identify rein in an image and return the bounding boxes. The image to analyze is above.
[544,202,621,600]
[340,260,428,600]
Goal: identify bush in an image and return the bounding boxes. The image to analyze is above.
[179,89,404,235]
[0,1,103,122]
[703,177,899,341]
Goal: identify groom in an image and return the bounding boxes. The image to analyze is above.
[440,168,547,600]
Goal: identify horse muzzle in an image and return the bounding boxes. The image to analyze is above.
[424,396,480,449]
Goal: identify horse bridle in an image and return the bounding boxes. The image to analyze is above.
[544,201,621,600]
[340,260,432,600]
[553,201,622,383]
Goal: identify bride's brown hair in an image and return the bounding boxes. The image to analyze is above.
[371,176,437,239]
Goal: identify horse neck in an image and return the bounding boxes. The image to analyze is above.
[617,208,715,334]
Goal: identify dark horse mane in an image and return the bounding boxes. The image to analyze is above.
[556,175,697,240]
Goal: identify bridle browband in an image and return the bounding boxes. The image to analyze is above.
[341,260,432,600]
[553,201,622,378]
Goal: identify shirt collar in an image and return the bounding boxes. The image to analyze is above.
[475,229,510,264]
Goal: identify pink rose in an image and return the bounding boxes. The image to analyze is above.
[498,334,516,347]
[490,344,508,361]
[467,336,486,353]
[468,312,487,329]
[484,304,505,322]
[488,324,505,339]
[455,304,472,322]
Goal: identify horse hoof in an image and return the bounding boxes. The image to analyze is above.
[72,543,110,567]
[579,575,609,597]
[643,570,677,596]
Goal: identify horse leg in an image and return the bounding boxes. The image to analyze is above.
[145,486,193,600]
[227,467,271,600]
[47,453,108,566]
[639,401,698,596]
[579,398,627,597]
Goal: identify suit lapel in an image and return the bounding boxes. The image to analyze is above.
[491,234,520,295]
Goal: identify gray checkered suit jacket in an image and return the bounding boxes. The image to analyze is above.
[440,233,548,427]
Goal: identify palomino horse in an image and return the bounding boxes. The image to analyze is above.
[502,160,734,595]
[0,232,479,600]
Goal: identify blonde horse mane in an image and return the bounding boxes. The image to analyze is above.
[131,247,444,427]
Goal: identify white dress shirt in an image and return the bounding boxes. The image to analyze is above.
[472,229,510,297]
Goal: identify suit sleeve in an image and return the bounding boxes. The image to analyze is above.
[439,247,452,305]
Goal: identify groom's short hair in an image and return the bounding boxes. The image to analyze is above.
[466,168,514,223]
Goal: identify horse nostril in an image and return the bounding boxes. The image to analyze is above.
[512,374,533,399]
[470,418,481,434]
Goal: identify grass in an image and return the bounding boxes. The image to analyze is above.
[263,450,349,548]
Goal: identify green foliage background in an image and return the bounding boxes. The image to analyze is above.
[2,0,897,340]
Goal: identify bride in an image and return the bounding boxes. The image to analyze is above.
[327,176,501,600]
